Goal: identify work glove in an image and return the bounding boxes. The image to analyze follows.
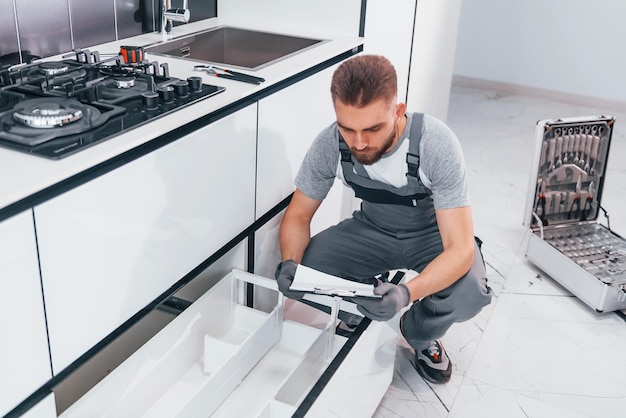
[274,259,305,300]
[354,280,411,321]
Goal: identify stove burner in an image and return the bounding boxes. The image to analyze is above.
[0,98,124,147]
[38,62,70,76]
[98,78,150,102]
[99,65,143,78]
[113,77,136,89]
[23,63,88,92]
[13,99,84,128]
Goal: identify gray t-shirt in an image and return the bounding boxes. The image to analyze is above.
[295,112,470,210]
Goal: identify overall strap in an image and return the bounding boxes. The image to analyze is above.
[339,141,370,178]
[338,112,431,206]
[406,112,424,178]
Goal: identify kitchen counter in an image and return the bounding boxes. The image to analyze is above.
[0,18,363,221]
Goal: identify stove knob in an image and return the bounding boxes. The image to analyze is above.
[157,86,175,104]
[141,91,159,110]
[174,80,189,97]
[187,76,203,93]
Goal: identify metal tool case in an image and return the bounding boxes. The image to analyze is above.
[523,115,626,312]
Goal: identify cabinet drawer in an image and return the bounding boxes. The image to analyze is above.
[34,104,257,374]
[60,270,399,417]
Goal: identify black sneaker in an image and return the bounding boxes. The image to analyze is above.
[414,340,452,384]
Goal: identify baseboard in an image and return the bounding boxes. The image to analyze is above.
[452,75,626,114]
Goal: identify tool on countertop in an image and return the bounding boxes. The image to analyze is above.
[119,46,145,65]
[194,65,265,85]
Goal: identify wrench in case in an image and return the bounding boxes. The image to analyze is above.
[523,115,626,312]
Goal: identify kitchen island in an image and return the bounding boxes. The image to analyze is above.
[1,17,364,417]
[0,18,362,219]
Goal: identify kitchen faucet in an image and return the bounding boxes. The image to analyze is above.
[161,0,190,35]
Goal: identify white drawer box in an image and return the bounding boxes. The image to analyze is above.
[60,270,399,417]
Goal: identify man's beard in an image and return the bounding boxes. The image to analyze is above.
[350,123,397,165]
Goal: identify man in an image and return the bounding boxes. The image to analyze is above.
[275,54,492,384]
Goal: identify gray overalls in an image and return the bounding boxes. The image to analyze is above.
[300,113,492,352]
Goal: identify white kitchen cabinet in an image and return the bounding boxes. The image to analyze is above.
[407,0,462,121]
[254,66,357,306]
[256,65,338,219]
[34,104,257,375]
[363,0,416,103]
[0,211,52,417]
[250,179,354,312]
[365,0,461,120]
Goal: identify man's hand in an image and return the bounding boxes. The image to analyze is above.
[354,280,411,321]
[275,260,305,300]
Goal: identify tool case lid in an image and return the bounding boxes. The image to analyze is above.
[523,115,615,229]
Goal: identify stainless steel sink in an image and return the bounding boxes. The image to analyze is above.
[144,26,324,70]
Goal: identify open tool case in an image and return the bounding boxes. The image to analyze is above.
[523,115,626,312]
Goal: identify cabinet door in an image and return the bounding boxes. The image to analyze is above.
[364,0,416,102]
[34,104,257,374]
[256,66,336,219]
[0,211,52,417]
[254,67,356,303]
[256,65,355,232]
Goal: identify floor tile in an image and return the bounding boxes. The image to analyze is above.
[449,383,593,418]
[374,339,449,417]
[464,297,626,417]
[502,253,573,297]
[492,292,624,324]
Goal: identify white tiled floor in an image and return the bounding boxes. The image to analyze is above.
[374,83,626,417]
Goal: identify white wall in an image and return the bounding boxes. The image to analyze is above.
[454,0,626,103]
[218,0,361,37]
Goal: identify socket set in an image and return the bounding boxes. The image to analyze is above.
[542,224,626,283]
[524,115,626,312]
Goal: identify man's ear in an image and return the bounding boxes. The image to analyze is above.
[395,102,407,118]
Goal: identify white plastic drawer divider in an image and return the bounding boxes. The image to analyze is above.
[60,269,348,417]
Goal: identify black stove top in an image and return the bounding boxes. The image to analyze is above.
[0,49,224,159]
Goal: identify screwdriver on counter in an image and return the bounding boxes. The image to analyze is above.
[194,65,265,85]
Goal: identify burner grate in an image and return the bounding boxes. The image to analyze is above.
[0,98,123,146]
[0,48,225,158]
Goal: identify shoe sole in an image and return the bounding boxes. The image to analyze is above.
[413,359,451,384]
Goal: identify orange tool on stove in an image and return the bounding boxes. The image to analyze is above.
[119,46,144,65]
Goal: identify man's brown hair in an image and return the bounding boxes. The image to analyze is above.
[330,55,398,107]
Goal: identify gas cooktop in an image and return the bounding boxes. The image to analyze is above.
[0,49,224,159]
